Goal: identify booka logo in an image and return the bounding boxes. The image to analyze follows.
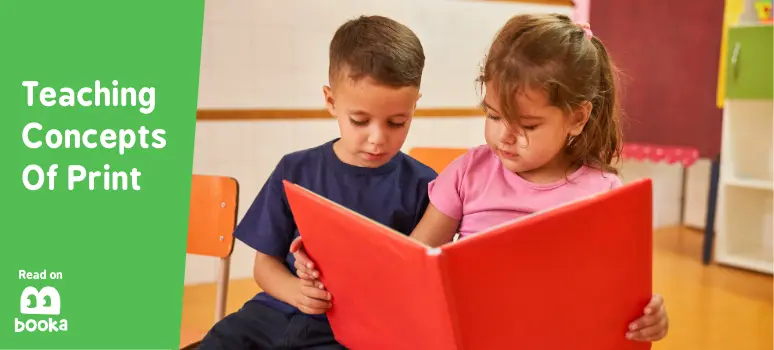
[21,286,61,315]
[15,269,68,333]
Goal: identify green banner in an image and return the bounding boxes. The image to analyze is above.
[0,1,205,348]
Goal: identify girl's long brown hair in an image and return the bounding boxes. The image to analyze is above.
[479,13,623,174]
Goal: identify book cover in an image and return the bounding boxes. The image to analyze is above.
[283,178,653,350]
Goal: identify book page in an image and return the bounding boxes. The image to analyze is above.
[439,179,653,350]
[283,180,457,349]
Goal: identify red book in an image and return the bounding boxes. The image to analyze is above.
[283,178,653,350]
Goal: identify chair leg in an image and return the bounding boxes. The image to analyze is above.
[702,156,720,265]
[215,257,231,323]
[679,166,688,225]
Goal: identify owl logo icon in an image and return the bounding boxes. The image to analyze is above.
[20,286,60,315]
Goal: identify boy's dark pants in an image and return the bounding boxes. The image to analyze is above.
[197,301,347,350]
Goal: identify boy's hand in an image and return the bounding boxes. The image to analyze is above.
[290,236,320,281]
[293,278,332,315]
[626,294,669,342]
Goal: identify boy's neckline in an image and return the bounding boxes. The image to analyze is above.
[325,138,400,176]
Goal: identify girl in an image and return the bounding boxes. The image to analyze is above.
[292,13,669,342]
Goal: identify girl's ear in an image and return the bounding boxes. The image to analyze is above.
[569,101,592,136]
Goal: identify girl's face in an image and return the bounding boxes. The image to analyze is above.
[483,83,589,179]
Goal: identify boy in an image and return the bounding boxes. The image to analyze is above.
[197,15,437,350]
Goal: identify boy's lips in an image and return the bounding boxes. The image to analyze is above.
[362,151,386,160]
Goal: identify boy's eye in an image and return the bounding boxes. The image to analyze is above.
[388,121,406,128]
[349,117,368,126]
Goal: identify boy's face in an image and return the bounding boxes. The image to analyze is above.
[324,75,420,168]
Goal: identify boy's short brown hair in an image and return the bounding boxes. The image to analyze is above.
[329,15,425,88]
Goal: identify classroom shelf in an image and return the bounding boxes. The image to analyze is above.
[715,25,773,274]
[716,185,773,274]
[722,100,773,184]
[715,27,774,273]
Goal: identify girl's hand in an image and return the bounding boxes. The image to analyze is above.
[626,294,669,342]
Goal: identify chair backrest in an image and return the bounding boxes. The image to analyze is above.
[187,175,239,259]
[181,174,240,349]
[408,147,468,174]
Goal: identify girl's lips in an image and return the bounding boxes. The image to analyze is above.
[498,150,519,160]
[499,149,518,159]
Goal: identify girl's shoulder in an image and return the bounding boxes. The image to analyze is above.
[575,166,623,190]
[444,145,498,173]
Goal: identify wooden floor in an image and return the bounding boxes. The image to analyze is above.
[180,227,773,349]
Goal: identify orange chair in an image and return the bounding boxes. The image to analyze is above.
[408,147,469,174]
[179,175,240,349]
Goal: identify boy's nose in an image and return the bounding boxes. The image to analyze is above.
[368,126,387,145]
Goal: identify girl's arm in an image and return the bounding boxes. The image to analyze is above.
[409,203,460,247]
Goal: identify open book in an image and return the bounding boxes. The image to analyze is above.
[282,178,653,350]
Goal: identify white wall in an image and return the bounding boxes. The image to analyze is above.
[185,0,714,285]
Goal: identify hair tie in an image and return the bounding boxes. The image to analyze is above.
[577,22,593,39]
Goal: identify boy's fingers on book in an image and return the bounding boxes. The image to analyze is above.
[301,284,332,301]
[298,252,316,270]
[298,303,328,315]
[300,279,315,287]
[297,268,320,282]
[297,270,314,280]
[300,294,332,311]
[295,260,309,276]
[289,236,305,253]
[293,250,318,277]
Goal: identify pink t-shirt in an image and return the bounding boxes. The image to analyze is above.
[428,145,622,238]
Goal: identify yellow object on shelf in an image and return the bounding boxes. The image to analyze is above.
[755,1,773,22]
[716,0,745,108]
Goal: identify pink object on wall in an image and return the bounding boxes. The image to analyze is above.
[622,143,700,167]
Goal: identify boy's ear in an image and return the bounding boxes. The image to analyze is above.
[413,91,422,110]
[322,85,336,117]
[569,101,592,136]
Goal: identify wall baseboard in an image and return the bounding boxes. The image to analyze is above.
[196,108,486,121]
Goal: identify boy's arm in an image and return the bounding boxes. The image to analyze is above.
[234,157,330,313]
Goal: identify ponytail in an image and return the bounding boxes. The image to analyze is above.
[589,37,623,173]
[566,35,624,175]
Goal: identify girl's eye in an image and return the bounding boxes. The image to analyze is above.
[349,118,368,126]
[487,114,501,121]
[521,125,538,131]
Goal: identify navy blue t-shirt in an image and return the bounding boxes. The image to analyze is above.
[233,138,437,317]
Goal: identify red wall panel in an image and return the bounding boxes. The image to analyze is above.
[589,0,725,158]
